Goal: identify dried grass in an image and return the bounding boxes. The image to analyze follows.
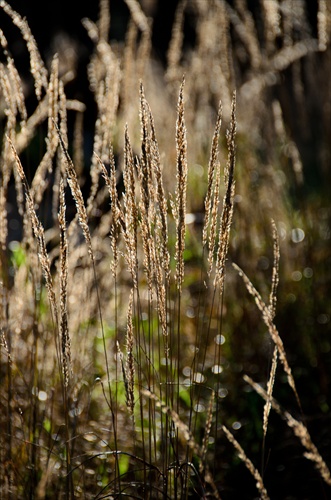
[173,77,187,293]
[263,220,280,438]
[0,0,48,99]
[244,375,331,487]
[166,0,187,85]
[214,92,236,291]
[1,1,330,498]
[142,388,200,456]
[123,125,138,288]
[203,100,222,252]
[223,424,270,499]
[58,178,71,387]
[125,289,135,416]
[234,261,301,409]
[56,122,94,262]
[8,136,59,330]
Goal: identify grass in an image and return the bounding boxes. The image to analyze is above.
[0,0,331,498]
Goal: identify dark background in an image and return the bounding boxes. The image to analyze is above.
[1,0,328,194]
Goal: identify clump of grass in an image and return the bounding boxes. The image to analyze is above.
[1,1,330,499]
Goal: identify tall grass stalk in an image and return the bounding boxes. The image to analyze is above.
[244,375,331,487]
